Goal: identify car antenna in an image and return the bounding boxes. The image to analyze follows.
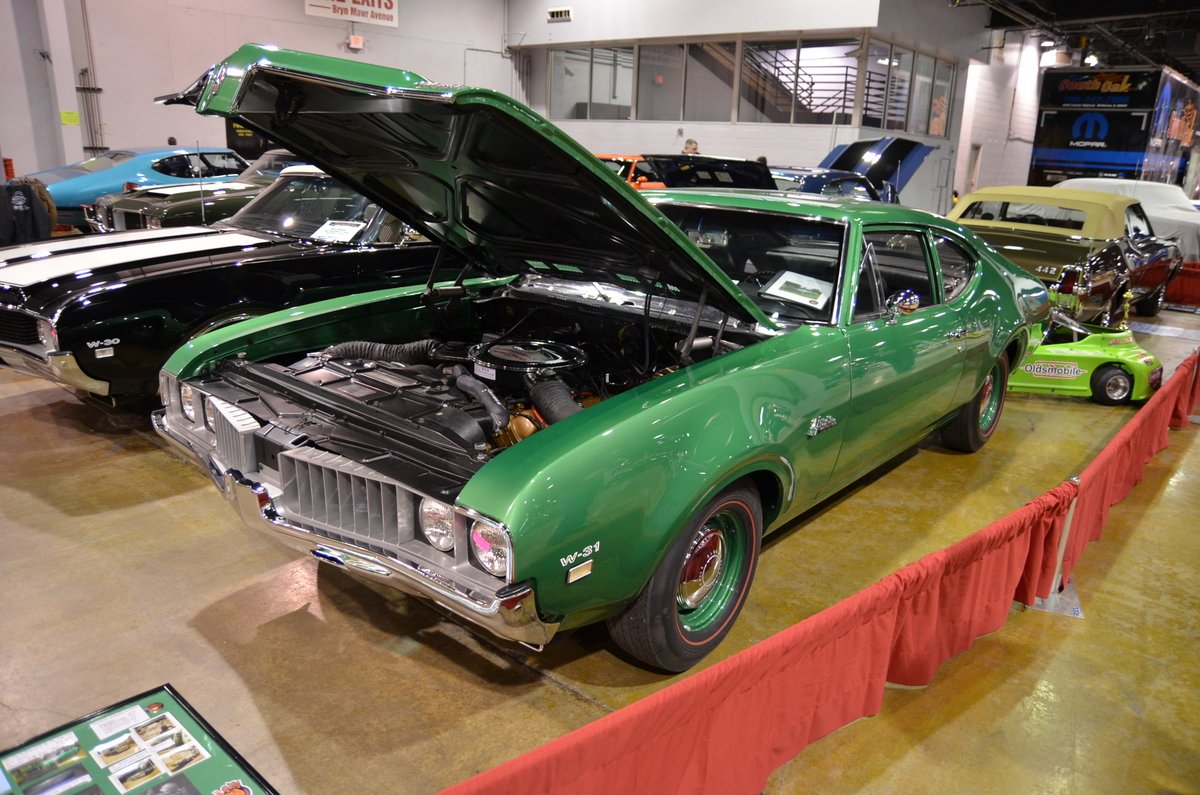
[197,141,207,226]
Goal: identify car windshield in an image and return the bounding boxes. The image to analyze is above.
[958,200,1087,231]
[227,174,390,243]
[658,205,845,324]
[238,151,305,181]
[33,151,135,185]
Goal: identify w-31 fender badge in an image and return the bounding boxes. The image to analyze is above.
[807,415,837,437]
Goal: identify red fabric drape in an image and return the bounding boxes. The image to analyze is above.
[1165,262,1200,305]
[443,352,1197,795]
[444,490,1076,794]
[1064,352,1197,582]
[1168,353,1199,430]
[444,576,904,795]
[887,484,1075,686]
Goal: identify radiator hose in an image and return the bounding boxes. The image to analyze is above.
[322,339,438,364]
[450,366,509,431]
[529,377,582,424]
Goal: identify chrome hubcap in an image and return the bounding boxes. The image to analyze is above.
[678,527,725,609]
[1105,372,1132,400]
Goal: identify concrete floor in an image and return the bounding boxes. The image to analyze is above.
[1,310,1197,794]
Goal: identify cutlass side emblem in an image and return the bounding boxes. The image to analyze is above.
[807,415,837,437]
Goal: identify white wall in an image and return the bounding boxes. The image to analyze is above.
[505,0,881,46]
[0,0,510,173]
[0,0,64,175]
[953,33,1041,196]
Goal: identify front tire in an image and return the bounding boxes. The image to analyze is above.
[607,484,762,673]
[942,352,1009,452]
[1091,365,1133,405]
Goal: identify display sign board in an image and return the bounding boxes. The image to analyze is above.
[0,685,276,795]
[304,0,398,28]
[1029,66,1200,186]
[225,120,270,162]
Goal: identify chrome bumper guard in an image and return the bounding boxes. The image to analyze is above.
[150,410,558,649]
[0,348,110,395]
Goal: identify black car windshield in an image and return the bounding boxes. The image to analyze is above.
[228,174,385,243]
[658,205,845,324]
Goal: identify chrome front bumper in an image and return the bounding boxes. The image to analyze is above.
[0,347,110,395]
[150,409,558,648]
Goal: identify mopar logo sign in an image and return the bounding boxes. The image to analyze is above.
[1023,361,1086,380]
[1070,113,1109,148]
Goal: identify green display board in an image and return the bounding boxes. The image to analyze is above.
[0,685,275,795]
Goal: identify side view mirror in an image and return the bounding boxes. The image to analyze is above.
[884,289,920,324]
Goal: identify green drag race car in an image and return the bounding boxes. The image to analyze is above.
[1009,311,1162,405]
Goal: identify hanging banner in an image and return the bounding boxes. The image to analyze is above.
[304,0,398,28]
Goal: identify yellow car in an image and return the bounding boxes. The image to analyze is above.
[948,185,1183,323]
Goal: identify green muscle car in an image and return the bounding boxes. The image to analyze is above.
[153,45,1049,672]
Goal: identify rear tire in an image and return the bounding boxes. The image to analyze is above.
[1091,365,1133,405]
[1134,285,1165,317]
[942,352,1009,453]
[607,484,762,673]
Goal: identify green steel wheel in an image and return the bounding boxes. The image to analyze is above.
[607,484,762,673]
[942,352,1009,453]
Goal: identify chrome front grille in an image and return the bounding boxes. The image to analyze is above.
[209,397,260,474]
[117,211,146,230]
[0,309,39,346]
[278,447,416,554]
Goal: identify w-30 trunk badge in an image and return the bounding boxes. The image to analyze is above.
[807,415,837,437]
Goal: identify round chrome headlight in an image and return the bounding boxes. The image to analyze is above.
[418,498,455,551]
[179,382,196,422]
[470,520,510,577]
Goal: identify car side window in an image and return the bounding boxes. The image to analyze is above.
[934,236,976,303]
[152,155,197,179]
[199,152,246,177]
[852,241,883,322]
[862,231,936,308]
[1125,205,1154,238]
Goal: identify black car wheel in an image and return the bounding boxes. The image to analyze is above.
[1091,365,1134,405]
[941,352,1009,453]
[1134,285,1165,317]
[607,484,762,673]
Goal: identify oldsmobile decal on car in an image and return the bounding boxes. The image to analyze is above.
[1021,361,1086,379]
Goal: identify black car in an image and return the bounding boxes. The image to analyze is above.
[0,166,432,401]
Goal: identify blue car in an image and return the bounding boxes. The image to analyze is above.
[25,146,248,230]
[770,167,893,202]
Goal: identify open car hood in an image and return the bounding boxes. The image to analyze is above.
[820,137,934,193]
[161,44,770,326]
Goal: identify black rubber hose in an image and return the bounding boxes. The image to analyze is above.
[322,339,438,364]
[451,366,509,431]
[529,378,582,424]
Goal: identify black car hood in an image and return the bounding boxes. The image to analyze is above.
[0,226,275,310]
[161,44,769,326]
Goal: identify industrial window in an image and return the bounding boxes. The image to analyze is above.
[684,42,736,121]
[549,47,633,120]
[550,38,949,134]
